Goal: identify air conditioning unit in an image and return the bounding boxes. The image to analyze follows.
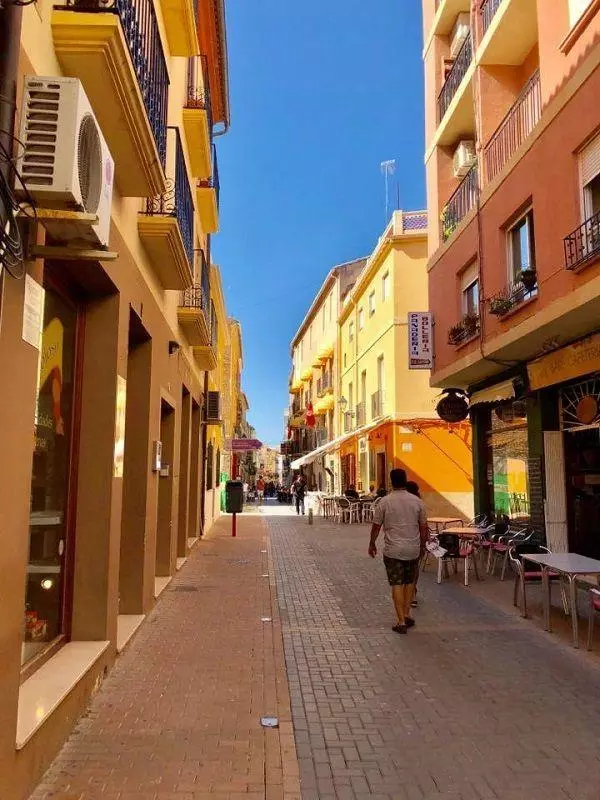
[19,76,114,248]
[450,13,470,57]
[453,140,476,178]
[205,391,222,423]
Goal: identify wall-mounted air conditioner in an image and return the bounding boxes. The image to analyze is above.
[450,13,470,58]
[453,140,476,178]
[19,76,114,248]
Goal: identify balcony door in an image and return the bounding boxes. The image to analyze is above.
[23,273,83,667]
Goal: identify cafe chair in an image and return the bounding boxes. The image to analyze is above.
[586,588,600,651]
[508,544,568,619]
[436,532,481,587]
[489,528,533,580]
[468,514,488,528]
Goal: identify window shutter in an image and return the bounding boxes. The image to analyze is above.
[205,390,221,421]
[460,261,479,290]
[580,132,600,187]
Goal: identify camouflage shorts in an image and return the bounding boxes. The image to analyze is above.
[383,556,419,586]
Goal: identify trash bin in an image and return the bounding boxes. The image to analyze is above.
[225,480,244,513]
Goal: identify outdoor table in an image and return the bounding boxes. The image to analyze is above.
[440,526,481,538]
[522,552,600,648]
[428,517,463,532]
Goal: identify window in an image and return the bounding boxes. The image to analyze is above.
[580,133,600,219]
[348,382,353,409]
[569,0,593,26]
[358,308,365,329]
[344,352,347,368]
[508,209,535,284]
[463,280,479,316]
[382,272,390,301]
[349,321,354,341]
[368,291,376,316]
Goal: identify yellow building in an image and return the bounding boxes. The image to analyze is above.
[0,1,245,796]
[288,211,473,516]
[338,211,473,515]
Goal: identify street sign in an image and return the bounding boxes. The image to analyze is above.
[408,312,434,370]
[230,438,262,452]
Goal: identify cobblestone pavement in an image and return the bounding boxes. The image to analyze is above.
[29,513,300,800]
[265,509,600,800]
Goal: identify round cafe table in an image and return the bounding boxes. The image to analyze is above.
[428,517,464,532]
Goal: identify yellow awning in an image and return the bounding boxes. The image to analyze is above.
[318,342,334,361]
[301,368,313,382]
[314,395,335,415]
[290,378,303,393]
[469,379,515,406]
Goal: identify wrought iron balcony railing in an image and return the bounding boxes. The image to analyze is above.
[200,248,210,310]
[61,0,168,168]
[186,53,213,129]
[441,164,478,242]
[198,144,220,207]
[438,32,472,121]
[484,71,541,183]
[371,390,383,419]
[356,402,366,427]
[343,411,354,433]
[489,277,537,317]
[145,128,194,265]
[564,210,600,271]
[447,314,480,346]
[481,0,503,35]
[180,249,210,320]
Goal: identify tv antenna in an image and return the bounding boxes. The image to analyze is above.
[380,159,396,222]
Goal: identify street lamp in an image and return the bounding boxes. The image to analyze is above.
[339,396,348,411]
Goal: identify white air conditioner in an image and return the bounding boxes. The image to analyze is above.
[450,13,470,57]
[19,76,114,248]
[453,140,476,178]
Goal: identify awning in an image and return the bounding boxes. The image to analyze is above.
[469,379,515,406]
[300,368,313,382]
[290,415,392,469]
[289,378,303,393]
[317,342,334,361]
[314,395,335,415]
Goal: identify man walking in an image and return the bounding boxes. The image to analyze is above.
[368,468,428,634]
[292,475,306,515]
[256,476,265,504]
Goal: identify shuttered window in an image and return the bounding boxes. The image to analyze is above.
[579,132,600,218]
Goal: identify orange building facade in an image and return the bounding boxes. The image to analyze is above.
[423,0,600,552]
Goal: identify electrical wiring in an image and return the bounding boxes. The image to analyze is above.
[0,125,37,280]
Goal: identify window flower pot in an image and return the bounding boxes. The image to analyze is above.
[490,296,514,316]
[520,268,537,292]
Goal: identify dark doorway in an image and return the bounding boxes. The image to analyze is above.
[156,400,175,577]
[376,452,387,490]
[188,399,201,541]
[177,388,191,558]
[565,427,600,559]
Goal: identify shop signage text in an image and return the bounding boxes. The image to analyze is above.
[436,390,469,423]
[528,332,600,390]
[408,312,433,370]
[230,438,262,452]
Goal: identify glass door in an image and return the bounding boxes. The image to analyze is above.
[22,281,81,666]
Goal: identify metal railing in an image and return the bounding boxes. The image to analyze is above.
[489,279,537,317]
[564,210,600,270]
[441,164,478,242]
[481,0,503,35]
[145,128,194,266]
[484,71,541,183]
[200,249,210,311]
[197,144,220,208]
[356,402,366,427]
[210,300,217,346]
[317,372,332,397]
[186,54,213,131]
[61,0,169,168]
[344,412,353,433]
[438,32,472,121]
[371,390,383,419]
[447,315,480,346]
[180,250,210,322]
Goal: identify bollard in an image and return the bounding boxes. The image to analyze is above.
[308,508,313,525]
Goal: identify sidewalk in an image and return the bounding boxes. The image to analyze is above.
[30,513,300,800]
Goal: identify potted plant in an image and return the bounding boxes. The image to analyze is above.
[520,268,537,292]
[462,312,479,336]
[448,322,465,345]
[489,295,514,316]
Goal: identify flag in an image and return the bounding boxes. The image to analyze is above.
[305,401,315,428]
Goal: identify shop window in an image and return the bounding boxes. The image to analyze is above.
[358,308,365,329]
[368,291,376,316]
[508,208,536,284]
[23,282,81,666]
[382,272,390,301]
[485,401,530,521]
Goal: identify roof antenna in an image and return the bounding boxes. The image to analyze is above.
[380,159,396,223]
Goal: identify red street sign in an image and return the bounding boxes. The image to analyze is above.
[231,438,262,452]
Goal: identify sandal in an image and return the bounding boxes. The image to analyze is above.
[392,624,407,634]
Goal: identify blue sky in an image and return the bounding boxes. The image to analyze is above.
[213,0,426,446]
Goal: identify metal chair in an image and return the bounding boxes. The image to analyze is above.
[489,528,533,580]
[361,501,374,523]
[587,588,600,650]
[508,544,568,619]
[436,532,481,587]
[335,496,352,524]
[468,514,488,528]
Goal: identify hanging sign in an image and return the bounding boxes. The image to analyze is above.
[408,312,434,370]
[230,438,262,451]
[436,389,469,423]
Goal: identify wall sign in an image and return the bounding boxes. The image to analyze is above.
[436,389,469,423]
[528,332,600,390]
[408,312,433,370]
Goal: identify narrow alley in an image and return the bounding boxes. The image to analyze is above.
[30,502,600,800]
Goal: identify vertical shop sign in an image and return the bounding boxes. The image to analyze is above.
[408,312,433,370]
[22,274,45,349]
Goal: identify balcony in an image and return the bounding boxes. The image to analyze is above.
[447,314,480,346]
[371,390,384,419]
[431,0,470,39]
[478,0,538,66]
[52,0,168,197]
[438,32,473,122]
[489,275,538,318]
[317,372,333,397]
[356,402,366,428]
[183,55,213,178]
[343,412,354,434]
[441,164,478,243]
[138,128,194,289]
[484,71,541,183]
[160,0,199,56]
[193,301,218,370]
[197,144,220,234]
[564,211,600,271]
[177,252,211,345]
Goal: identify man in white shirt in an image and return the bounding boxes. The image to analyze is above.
[369,468,428,634]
